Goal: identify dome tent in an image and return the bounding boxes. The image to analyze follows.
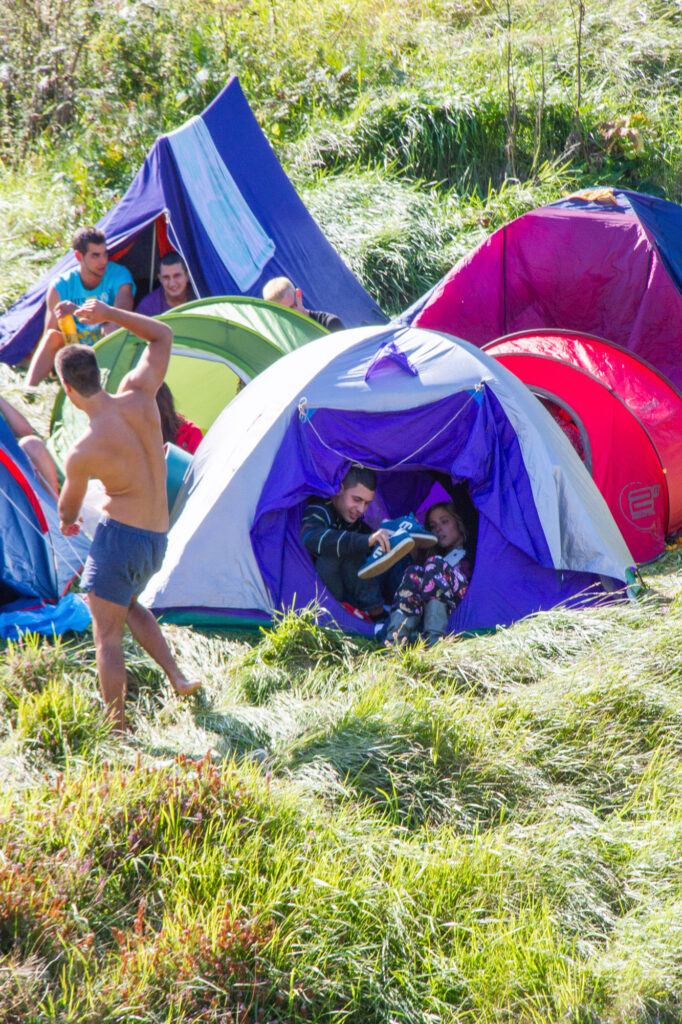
[405,188,682,392]
[0,414,90,636]
[484,329,682,563]
[140,324,633,636]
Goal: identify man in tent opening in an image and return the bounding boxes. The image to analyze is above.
[262,276,344,332]
[136,252,196,316]
[301,466,391,620]
[300,466,437,621]
[26,227,135,388]
[56,300,200,733]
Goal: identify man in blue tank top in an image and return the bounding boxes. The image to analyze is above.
[26,226,135,387]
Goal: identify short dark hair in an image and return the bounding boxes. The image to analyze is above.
[159,252,187,271]
[72,227,106,255]
[341,465,376,492]
[55,345,101,397]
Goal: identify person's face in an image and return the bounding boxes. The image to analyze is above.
[332,482,375,524]
[276,288,303,312]
[159,261,190,301]
[77,242,108,280]
[428,508,464,550]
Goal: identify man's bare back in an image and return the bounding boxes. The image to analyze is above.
[69,387,168,532]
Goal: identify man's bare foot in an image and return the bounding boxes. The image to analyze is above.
[169,673,202,697]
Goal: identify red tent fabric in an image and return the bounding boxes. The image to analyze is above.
[484,330,682,562]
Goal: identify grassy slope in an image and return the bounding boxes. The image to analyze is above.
[3,0,682,1020]
[2,562,682,1023]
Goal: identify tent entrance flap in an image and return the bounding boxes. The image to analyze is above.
[251,389,560,634]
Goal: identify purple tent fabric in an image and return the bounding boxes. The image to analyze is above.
[0,76,386,365]
[251,388,613,635]
[406,189,682,391]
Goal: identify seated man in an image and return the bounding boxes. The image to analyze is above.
[26,227,135,387]
[0,393,59,497]
[136,252,196,316]
[262,276,344,332]
[301,466,411,620]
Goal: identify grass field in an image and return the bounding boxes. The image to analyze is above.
[1,551,681,1022]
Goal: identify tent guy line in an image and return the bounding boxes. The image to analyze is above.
[0,483,86,582]
[298,382,486,472]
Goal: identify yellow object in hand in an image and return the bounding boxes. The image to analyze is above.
[58,314,79,345]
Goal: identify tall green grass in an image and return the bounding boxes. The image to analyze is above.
[1,557,682,1021]
[301,161,577,313]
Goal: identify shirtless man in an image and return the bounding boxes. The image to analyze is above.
[56,299,200,732]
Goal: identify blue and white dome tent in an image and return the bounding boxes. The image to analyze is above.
[141,323,633,636]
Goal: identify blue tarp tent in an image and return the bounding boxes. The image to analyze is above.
[141,323,633,635]
[0,76,386,365]
[0,415,91,635]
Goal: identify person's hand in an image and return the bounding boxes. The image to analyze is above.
[54,300,78,319]
[368,528,391,552]
[74,298,111,325]
[60,519,81,536]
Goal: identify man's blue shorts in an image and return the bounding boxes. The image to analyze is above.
[81,517,168,607]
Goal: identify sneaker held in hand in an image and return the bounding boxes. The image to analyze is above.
[357,529,415,579]
[380,512,437,548]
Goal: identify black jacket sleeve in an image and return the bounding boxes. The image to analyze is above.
[300,501,371,559]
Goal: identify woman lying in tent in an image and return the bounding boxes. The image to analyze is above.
[382,502,472,647]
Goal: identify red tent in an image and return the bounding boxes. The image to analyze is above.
[484,330,682,562]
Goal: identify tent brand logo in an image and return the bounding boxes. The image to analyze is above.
[620,483,661,528]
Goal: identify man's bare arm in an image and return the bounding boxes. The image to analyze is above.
[43,285,61,333]
[101,282,135,337]
[75,298,172,395]
[58,450,90,535]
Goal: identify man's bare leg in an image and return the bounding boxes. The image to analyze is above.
[19,436,59,497]
[126,598,201,697]
[26,329,64,387]
[88,592,130,733]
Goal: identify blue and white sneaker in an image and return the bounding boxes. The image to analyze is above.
[380,513,437,548]
[357,529,416,579]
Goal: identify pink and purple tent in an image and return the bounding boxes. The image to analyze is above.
[405,188,682,391]
[404,188,682,558]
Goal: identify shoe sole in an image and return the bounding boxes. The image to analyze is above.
[357,536,415,579]
[411,534,438,548]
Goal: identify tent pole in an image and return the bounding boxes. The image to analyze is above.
[149,219,157,293]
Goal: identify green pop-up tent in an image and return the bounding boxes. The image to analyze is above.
[48,296,326,470]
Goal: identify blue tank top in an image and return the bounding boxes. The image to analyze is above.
[54,261,135,345]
